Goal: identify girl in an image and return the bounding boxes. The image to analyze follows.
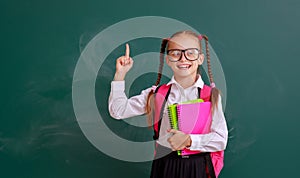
[109,30,228,178]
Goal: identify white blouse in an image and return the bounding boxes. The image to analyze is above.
[108,75,228,152]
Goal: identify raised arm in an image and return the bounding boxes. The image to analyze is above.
[109,44,151,119]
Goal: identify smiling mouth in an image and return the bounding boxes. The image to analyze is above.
[177,64,191,69]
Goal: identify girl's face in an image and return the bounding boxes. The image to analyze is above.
[166,34,204,80]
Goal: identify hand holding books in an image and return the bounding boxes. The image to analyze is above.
[167,129,192,151]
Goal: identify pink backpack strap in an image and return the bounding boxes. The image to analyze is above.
[211,150,224,177]
[201,84,212,102]
[153,84,171,140]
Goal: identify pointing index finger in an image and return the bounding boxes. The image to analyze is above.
[125,43,130,58]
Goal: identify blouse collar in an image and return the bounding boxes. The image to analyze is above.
[166,74,204,89]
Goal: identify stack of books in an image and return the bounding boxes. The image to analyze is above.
[167,99,212,155]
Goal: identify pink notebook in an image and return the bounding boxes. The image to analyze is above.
[176,101,212,155]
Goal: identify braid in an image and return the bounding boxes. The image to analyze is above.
[146,38,168,127]
[155,38,168,85]
[202,35,214,84]
[202,34,220,112]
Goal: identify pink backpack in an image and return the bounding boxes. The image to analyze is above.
[153,84,224,178]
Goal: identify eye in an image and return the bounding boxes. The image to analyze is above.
[186,49,199,56]
[168,50,181,57]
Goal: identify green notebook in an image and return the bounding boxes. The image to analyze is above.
[167,103,180,155]
[168,103,179,130]
[181,98,204,104]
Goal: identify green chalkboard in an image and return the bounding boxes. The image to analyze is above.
[1,0,300,177]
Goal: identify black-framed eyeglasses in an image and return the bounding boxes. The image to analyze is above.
[166,48,201,62]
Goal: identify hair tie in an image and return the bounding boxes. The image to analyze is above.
[198,35,203,40]
[210,82,216,88]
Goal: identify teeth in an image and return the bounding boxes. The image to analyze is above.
[178,65,190,69]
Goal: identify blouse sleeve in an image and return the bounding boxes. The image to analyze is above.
[188,95,228,152]
[108,81,152,119]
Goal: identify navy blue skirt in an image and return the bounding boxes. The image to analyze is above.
[150,144,215,178]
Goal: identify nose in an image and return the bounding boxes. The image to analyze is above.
[178,52,188,62]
